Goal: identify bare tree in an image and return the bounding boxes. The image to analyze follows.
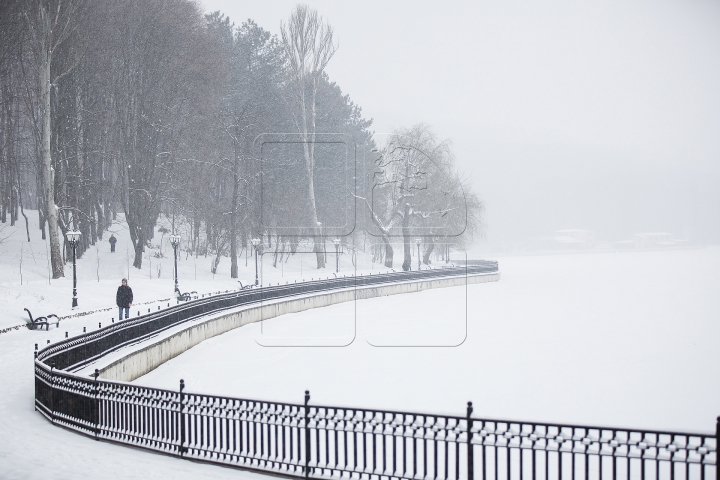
[105,0,222,269]
[365,125,483,270]
[24,0,86,278]
[0,1,382,280]
[0,0,24,230]
[215,17,284,278]
[281,4,337,269]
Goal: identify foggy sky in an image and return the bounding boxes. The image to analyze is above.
[201,0,720,247]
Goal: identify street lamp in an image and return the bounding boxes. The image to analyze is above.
[415,237,421,271]
[332,238,341,273]
[66,231,81,308]
[169,234,181,295]
[251,238,261,286]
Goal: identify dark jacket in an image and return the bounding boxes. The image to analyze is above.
[109,236,117,245]
[116,285,133,308]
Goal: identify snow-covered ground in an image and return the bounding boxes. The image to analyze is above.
[0,217,273,479]
[0,212,457,479]
[1,213,718,478]
[0,212,405,332]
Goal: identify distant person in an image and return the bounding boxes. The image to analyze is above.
[109,234,117,253]
[116,278,133,320]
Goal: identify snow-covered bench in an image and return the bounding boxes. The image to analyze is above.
[177,291,197,301]
[24,308,59,331]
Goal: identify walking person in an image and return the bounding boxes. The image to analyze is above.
[116,278,133,320]
[109,234,117,253]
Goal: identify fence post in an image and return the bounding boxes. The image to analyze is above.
[93,369,100,440]
[467,402,474,480]
[179,379,186,456]
[33,350,37,411]
[50,362,56,424]
[716,417,719,480]
[305,390,311,478]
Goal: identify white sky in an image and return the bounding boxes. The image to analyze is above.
[200,0,720,245]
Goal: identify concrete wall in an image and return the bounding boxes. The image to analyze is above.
[99,272,500,382]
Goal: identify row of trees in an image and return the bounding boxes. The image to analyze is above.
[0,0,482,277]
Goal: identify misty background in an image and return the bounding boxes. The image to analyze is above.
[204,0,720,248]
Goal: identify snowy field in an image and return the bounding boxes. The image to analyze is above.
[1,213,718,479]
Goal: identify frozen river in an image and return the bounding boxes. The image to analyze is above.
[135,248,720,434]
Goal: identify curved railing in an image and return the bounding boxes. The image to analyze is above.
[34,264,717,480]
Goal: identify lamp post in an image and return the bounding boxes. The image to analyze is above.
[415,237,421,271]
[332,238,341,273]
[251,238,261,286]
[169,234,181,295]
[66,231,81,308]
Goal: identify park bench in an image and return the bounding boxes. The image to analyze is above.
[177,291,198,301]
[24,308,60,331]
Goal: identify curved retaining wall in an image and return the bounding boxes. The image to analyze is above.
[99,272,500,382]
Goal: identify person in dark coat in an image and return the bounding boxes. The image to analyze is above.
[116,278,133,320]
[109,234,117,252]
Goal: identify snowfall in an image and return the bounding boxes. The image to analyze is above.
[0,213,718,479]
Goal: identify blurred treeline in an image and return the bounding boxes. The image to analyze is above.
[0,0,480,277]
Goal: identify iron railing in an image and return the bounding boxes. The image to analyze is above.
[34,265,717,480]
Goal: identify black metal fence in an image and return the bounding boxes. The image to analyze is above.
[34,265,718,480]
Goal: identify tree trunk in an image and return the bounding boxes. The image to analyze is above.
[229,218,238,277]
[95,201,104,240]
[192,213,200,253]
[273,233,282,267]
[401,203,411,271]
[205,220,212,256]
[372,243,382,264]
[304,143,325,269]
[40,37,64,278]
[211,248,222,274]
[229,148,239,278]
[132,226,144,268]
[423,239,434,265]
[309,83,324,270]
[382,235,394,268]
[38,203,46,239]
[313,224,325,269]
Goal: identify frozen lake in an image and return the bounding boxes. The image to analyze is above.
[136,247,720,434]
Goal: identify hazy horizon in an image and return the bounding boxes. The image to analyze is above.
[201,0,720,247]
